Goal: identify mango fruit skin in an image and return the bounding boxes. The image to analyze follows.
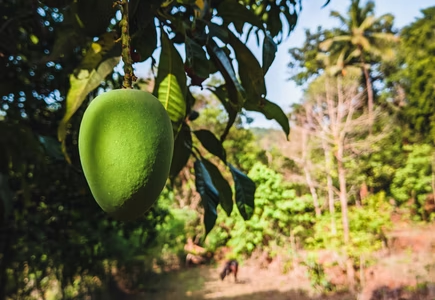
[78,89,174,221]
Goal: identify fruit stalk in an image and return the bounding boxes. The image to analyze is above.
[115,0,137,89]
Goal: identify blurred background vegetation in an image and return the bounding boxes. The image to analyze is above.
[1,0,435,299]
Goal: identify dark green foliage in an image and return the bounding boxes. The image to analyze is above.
[394,6,435,143]
[202,158,234,217]
[194,129,227,163]
[194,159,220,237]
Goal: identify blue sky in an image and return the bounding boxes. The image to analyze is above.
[131,0,434,129]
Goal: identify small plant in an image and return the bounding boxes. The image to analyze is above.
[303,253,335,293]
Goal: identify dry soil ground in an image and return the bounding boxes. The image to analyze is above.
[112,224,435,300]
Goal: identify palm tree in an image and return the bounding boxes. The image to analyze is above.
[319,0,398,129]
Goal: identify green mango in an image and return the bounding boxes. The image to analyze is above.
[78,89,174,221]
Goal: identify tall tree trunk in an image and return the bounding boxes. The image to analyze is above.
[323,79,337,234]
[304,166,321,217]
[322,138,336,234]
[335,77,355,291]
[336,145,349,245]
[336,141,355,291]
[302,127,321,217]
[359,47,374,132]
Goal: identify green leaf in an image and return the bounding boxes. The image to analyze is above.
[228,30,266,106]
[56,31,120,154]
[193,129,227,163]
[0,173,13,225]
[266,5,283,39]
[206,22,229,44]
[169,123,192,180]
[244,99,290,140]
[206,38,245,111]
[131,19,157,62]
[216,0,264,31]
[202,158,233,217]
[186,88,196,116]
[281,4,299,38]
[262,33,277,75]
[229,164,256,221]
[194,160,219,237]
[153,29,187,137]
[185,36,210,79]
[57,56,121,160]
[208,85,237,141]
[73,0,115,38]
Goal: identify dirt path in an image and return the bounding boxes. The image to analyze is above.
[118,225,435,300]
[130,263,317,300]
[121,252,435,300]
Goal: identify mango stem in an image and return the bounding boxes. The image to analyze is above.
[115,0,137,89]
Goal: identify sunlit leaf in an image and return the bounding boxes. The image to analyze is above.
[194,160,219,236]
[77,31,119,71]
[57,56,121,163]
[262,33,277,75]
[153,29,187,138]
[202,158,233,217]
[244,99,290,140]
[229,164,256,221]
[193,129,227,163]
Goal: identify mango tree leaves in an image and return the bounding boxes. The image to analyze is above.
[201,158,233,217]
[216,0,264,34]
[72,0,115,38]
[262,33,277,75]
[206,22,229,44]
[169,123,192,180]
[194,160,219,237]
[229,164,256,221]
[129,0,157,62]
[228,30,266,107]
[57,55,121,163]
[153,29,187,138]
[130,19,157,63]
[193,129,227,163]
[265,5,283,40]
[185,36,210,80]
[208,84,237,141]
[206,38,245,112]
[244,100,290,140]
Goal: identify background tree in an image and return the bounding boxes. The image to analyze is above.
[390,6,435,144]
[318,0,397,128]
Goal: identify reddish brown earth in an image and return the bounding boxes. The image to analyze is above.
[109,223,435,300]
